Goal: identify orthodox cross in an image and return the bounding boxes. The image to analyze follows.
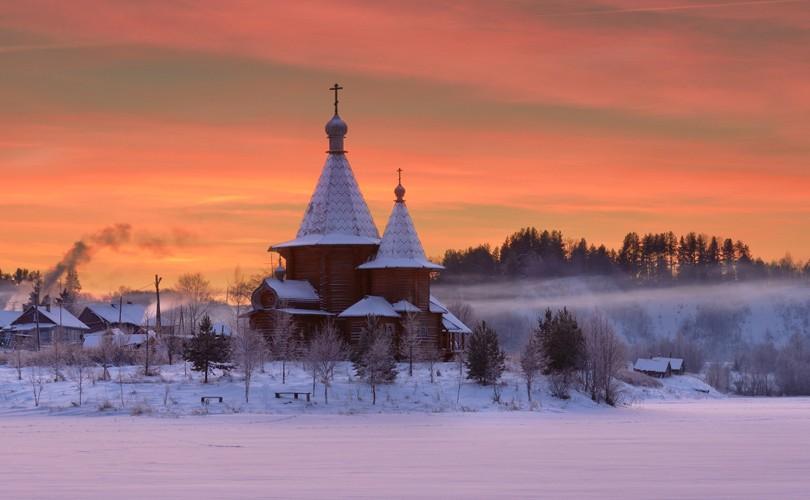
[330,83,343,114]
[397,168,403,185]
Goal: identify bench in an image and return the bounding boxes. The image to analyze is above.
[275,391,311,402]
[201,396,224,405]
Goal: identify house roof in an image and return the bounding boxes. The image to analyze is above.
[338,296,400,318]
[358,189,443,270]
[0,310,21,329]
[392,300,421,313]
[653,357,684,371]
[634,358,671,373]
[429,295,473,334]
[14,305,89,330]
[263,278,320,303]
[273,153,380,249]
[277,308,334,316]
[83,303,147,326]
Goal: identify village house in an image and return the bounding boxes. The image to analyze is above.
[77,302,148,334]
[9,303,89,348]
[653,357,685,375]
[248,86,471,356]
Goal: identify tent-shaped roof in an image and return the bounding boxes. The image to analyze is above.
[429,295,472,334]
[358,182,443,270]
[274,152,380,249]
[338,296,400,318]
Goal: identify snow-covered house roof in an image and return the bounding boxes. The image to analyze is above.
[429,295,473,334]
[274,153,380,249]
[392,300,421,313]
[653,357,684,371]
[82,303,147,326]
[263,278,320,303]
[13,305,89,330]
[634,358,671,374]
[0,310,21,329]
[338,296,400,318]
[358,182,443,270]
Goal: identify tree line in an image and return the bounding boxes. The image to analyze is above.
[440,227,810,284]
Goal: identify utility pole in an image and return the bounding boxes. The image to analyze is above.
[118,294,123,325]
[154,274,163,365]
[33,284,41,351]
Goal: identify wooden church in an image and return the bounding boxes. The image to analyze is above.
[248,85,471,356]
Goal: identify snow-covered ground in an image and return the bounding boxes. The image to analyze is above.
[0,361,720,417]
[1,398,808,499]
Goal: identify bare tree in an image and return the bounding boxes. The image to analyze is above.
[12,341,25,381]
[89,331,127,381]
[520,334,544,403]
[175,272,213,335]
[305,321,346,404]
[423,341,443,384]
[232,327,265,403]
[582,314,627,406]
[362,331,397,405]
[400,312,420,377]
[28,365,45,407]
[66,346,91,406]
[273,310,299,384]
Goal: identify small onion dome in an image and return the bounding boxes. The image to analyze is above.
[325,114,348,137]
[274,263,286,281]
[394,183,406,202]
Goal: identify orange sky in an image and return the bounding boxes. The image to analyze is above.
[1,0,809,295]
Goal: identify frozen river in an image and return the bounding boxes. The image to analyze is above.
[1,398,808,499]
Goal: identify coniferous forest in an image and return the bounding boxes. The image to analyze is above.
[440,227,809,284]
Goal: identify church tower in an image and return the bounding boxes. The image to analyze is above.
[250,85,470,354]
[273,84,380,314]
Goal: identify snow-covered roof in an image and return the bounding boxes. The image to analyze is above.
[277,308,334,316]
[634,358,671,373]
[338,296,400,318]
[274,154,380,249]
[358,192,443,270]
[264,278,320,303]
[429,295,473,334]
[653,357,684,371]
[391,300,421,313]
[15,306,89,330]
[83,303,147,326]
[82,329,127,349]
[0,310,21,328]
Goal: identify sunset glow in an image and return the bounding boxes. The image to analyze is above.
[1,0,808,293]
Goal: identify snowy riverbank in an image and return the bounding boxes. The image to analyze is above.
[0,361,720,417]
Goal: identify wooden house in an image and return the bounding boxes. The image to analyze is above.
[10,303,89,348]
[633,358,672,378]
[77,303,147,334]
[248,88,471,356]
[653,357,685,375]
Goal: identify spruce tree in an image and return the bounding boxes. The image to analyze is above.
[464,321,505,385]
[183,315,232,383]
[535,308,584,399]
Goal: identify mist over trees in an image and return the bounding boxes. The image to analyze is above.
[441,227,808,284]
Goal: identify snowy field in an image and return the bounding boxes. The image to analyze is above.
[1,398,809,499]
[0,361,721,416]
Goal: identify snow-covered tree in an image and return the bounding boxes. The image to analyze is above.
[520,334,544,403]
[361,331,397,405]
[232,326,265,403]
[305,321,346,404]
